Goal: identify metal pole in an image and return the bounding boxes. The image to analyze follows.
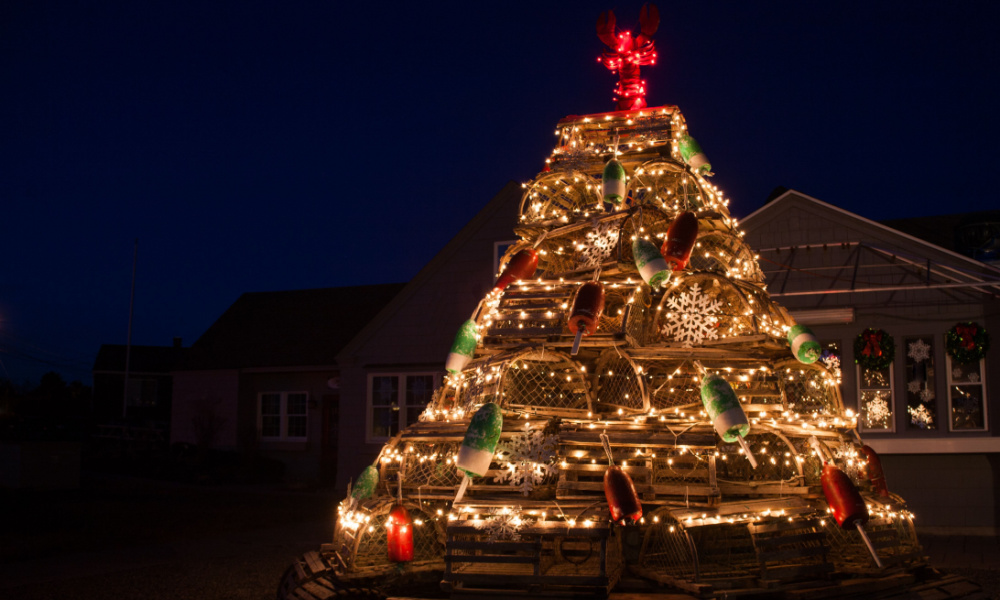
[123,238,137,419]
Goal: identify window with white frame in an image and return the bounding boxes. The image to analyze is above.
[259,392,309,440]
[946,355,988,431]
[368,373,440,441]
[858,364,894,432]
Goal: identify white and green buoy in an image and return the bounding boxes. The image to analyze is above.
[632,237,671,288]
[602,158,626,205]
[445,319,479,374]
[456,402,503,477]
[350,464,379,501]
[700,373,757,468]
[679,134,711,175]
[788,324,821,364]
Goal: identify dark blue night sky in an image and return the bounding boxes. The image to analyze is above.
[2,1,998,385]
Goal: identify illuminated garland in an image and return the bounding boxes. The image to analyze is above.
[946,321,990,363]
[854,328,894,371]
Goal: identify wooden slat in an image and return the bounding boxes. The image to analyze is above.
[445,554,538,565]
[446,540,540,552]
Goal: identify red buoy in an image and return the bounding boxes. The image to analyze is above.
[661,211,699,271]
[494,249,539,291]
[821,464,868,528]
[604,465,642,523]
[385,504,414,562]
[860,445,890,497]
[568,281,605,354]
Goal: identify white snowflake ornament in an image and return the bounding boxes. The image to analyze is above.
[919,387,935,402]
[908,339,931,363]
[864,395,892,428]
[969,373,980,383]
[576,221,619,268]
[494,423,559,495]
[907,380,922,394]
[908,404,935,428]
[660,283,721,347]
[475,506,532,542]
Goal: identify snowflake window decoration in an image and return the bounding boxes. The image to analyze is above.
[576,221,619,268]
[475,506,532,542]
[907,403,935,428]
[968,372,980,383]
[908,339,931,363]
[952,367,963,379]
[919,387,935,402]
[660,283,722,347]
[906,380,922,394]
[863,393,892,429]
[494,423,559,495]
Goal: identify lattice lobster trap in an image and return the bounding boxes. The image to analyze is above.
[335,499,445,574]
[378,440,465,500]
[778,361,844,415]
[518,171,602,225]
[688,228,766,284]
[498,348,594,416]
[592,349,648,414]
[632,358,704,412]
[629,161,708,211]
[654,273,789,346]
[713,431,804,493]
[822,512,922,571]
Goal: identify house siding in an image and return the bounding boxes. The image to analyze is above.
[741,190,1000,534]
[336,182,522,490]
[170,369,240,449]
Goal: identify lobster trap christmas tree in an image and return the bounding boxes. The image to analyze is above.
[281,6,938,600]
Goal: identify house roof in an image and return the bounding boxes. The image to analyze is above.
[183,283,405,370]
[337,181,523,362]
[739,189,1000,302]
[93,344,186,374]
[741,189,1000,274]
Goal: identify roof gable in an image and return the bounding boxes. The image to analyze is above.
[184,283,404,370]
[338,181,523,363]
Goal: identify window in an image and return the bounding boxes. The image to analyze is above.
[858,364,894,433]
[368,373,441,441]
[259,392,309,440]
[946,356,988,431]
[125,378,159,407]
[904,336,937,430]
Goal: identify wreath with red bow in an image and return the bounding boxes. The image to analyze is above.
[946,322,990,364]
[853,328,895,370]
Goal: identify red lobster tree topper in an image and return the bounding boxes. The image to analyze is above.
[597,4,660,111]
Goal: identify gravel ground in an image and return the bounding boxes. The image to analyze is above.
[2,475,997,599]
[1,475,335,600]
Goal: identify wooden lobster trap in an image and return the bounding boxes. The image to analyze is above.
[442,516,624,599]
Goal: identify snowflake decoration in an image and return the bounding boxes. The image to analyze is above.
[494,423,559,495]
[968,372,981,383]
[833,442,864,484]
[908,339,931,363]
[907,380,922,394]
[908,404,935,428]
[864,394,891,428]
[920,387,935,402]
[576,221,619,268]
[952,367,963,379]
[475,506,532,542]
[660,284,722,347]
